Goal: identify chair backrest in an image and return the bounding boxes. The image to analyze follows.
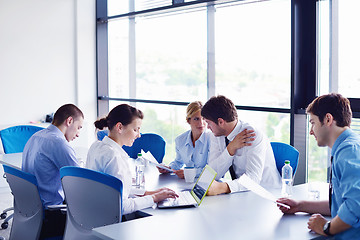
[3,165,43,240]
[97,131,166,163]
[0,125,44,153]
[96,129,109,141]
[270,142,299,176]
[123,133,166,163]
[60,166,123,240]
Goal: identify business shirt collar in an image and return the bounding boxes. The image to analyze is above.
[48,124,66,140]
[185,130,207,147]
[226,120,243,142]
[185,131,192,147]
[331,128,353,157]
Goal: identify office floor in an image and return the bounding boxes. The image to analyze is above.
[0,187,12,240]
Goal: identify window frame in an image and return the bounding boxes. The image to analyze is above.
[96,0,360,184]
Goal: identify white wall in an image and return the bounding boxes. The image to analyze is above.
[0,0,97,147]
[0,0,97,186]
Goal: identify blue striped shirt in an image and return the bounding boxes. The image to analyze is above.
[22,124,79,206]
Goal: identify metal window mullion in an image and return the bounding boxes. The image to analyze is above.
[207,4,215,99]
[96,0,109,117]
[329,0,338,93]
[129,16,136,106]
[326,0,338,182]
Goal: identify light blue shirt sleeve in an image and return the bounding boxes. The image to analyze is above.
[169,144,186,170]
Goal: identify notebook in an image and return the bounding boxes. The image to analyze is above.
[157,165,217,208]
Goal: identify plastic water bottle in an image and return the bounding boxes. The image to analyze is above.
[281,160,293,197]
[135,153,145,188]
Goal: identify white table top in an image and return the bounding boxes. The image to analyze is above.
[0,154,331,239]
[0,152,22,170]
[93,165,329,240]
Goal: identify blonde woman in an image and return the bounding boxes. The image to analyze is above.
[158,101,211,178]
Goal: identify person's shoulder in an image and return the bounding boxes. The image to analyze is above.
[240,121,256,132]
[337,130,360,148]
[175,130,191,142]
[48,133,68,146]
[238,121,269,148]
[89,140,111,153]
[202,130,214,140]
[337,134,360,158]
[346,130,360,144]
[90,140,119,158]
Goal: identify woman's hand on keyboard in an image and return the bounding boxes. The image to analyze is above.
[151,188,179,203]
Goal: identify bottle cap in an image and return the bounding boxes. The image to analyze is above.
[285,160,290,164]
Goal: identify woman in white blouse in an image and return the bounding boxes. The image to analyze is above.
[158,101,211,178]
[86,104,178,215]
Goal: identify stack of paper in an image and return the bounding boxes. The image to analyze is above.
[238,174,290,209]
[141,150,174,173]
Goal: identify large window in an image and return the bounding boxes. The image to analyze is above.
[338,0,360,97]
[311,0,360,182]
[102,0,292,166]
[215,0,291,108]
[99,0,360,183]
[135,11,207,102]
[108,19,129,98]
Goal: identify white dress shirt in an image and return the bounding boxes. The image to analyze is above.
[86,136,154,215]
[208,120,281,192]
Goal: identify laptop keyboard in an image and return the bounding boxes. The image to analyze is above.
[168,191,195,206]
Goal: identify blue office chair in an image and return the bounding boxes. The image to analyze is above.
[0,125,44,154]
[96,129,109,141]
[0,125,44,229]
[60,166,123,240]
[123,133,166,163]
[97,131,166,163]
[270,142,299,176]
[3,165,44,239]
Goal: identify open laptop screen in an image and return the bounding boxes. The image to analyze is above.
[190,165,217,205]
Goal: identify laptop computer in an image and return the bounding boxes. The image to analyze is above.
[157,165,217,208]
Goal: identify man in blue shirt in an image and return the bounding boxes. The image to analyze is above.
[277,93,360,238]
[22,103,84,239]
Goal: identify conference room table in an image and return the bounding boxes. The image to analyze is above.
[0,153,333,239]
[93,162,331,240]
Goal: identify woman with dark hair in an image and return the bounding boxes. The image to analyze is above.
[86,104,177,214]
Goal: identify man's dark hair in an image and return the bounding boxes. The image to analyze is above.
[306,93,352,127]
[52,104,84,126]
[201,95,238,124]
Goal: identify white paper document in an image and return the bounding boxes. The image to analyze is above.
[141,150,174,173]
[238,174,290,209]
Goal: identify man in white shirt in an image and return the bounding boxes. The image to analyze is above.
[201,95,281,195]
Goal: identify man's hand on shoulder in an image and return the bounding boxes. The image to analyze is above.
[227,129,256,156]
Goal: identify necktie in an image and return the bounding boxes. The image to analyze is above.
[329,156,333,211]
[225,137,237,180]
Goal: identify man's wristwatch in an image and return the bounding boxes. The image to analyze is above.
[323,221,334,236]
